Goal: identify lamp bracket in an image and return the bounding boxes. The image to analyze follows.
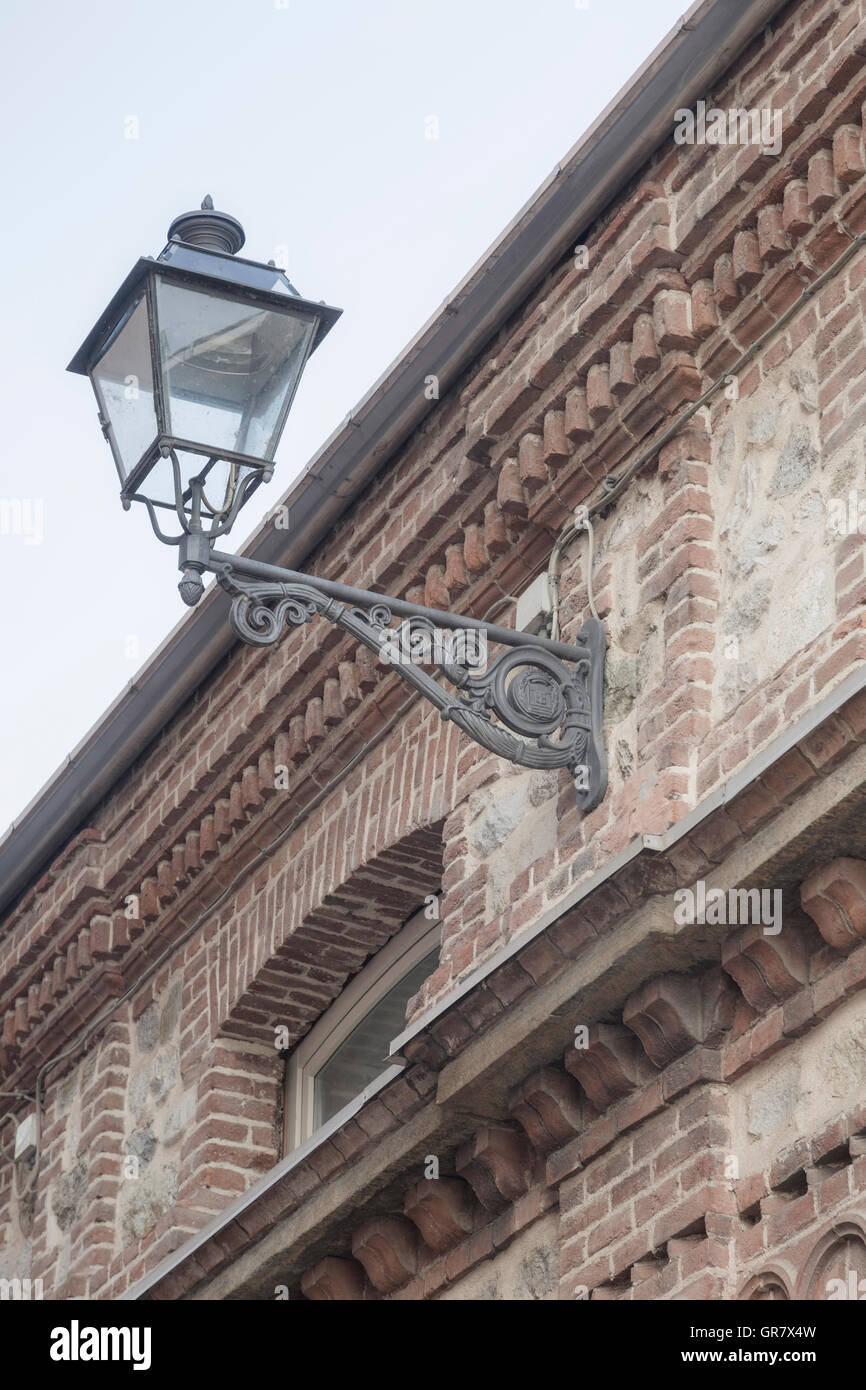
[201,554,607,813]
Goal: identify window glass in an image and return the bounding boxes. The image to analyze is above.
[313,947,438,1129]
[284,907,441,1154]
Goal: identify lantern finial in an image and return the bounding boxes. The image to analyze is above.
[167,197,245,255]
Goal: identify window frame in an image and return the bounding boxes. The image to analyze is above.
[284,907,440,1154]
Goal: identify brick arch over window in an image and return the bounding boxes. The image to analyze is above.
[219,821,445,1049]
[796,1217,866,1301]
[738,1267,793,1301]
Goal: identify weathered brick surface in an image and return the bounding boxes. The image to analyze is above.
[3,0,866,1302]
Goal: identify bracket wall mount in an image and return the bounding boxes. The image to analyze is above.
[181,544,608,813]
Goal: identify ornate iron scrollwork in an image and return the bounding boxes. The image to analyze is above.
[221,577,325,647]
[215,567,607,812]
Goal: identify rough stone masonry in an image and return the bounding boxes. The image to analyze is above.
[4,0,866,1301]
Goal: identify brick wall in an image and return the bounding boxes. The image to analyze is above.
[286,851,866,1303]
[3,0,866,1300]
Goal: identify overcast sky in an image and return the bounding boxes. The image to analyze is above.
[0,0,688,833]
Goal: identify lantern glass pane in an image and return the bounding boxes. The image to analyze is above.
[91,295,158,478]
[155,280,316,462]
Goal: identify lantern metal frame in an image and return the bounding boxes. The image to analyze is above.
[68,240,341,538]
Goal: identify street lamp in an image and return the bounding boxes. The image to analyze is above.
[68,196,340,566]
[69,200,608,811]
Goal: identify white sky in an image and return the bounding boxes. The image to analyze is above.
[0,0,687,832]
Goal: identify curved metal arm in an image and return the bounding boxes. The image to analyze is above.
[213,561,607,812]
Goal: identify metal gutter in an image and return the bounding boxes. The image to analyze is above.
[0,0,789,916]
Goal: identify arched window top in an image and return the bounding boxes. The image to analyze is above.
[285,907,440,1153]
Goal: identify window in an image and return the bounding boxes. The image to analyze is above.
[284,908,440,1153]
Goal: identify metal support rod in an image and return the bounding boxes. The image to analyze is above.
[208,549,587,662]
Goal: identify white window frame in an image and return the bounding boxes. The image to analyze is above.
[284,908,440,1154]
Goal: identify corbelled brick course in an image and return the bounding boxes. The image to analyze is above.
[3,0,866,1302]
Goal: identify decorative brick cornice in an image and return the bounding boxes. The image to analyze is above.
[509,1067,584,1153]
[351,1216,419,1293]
[564,1024,644,1109]
[801,856,866,951]
[347,945,866,1302]
[455,1126,533,1211]
[721,923,808,1011]
[403,1177,476,1253]
[623,969,737,1068]
[301,1256,368,1301]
